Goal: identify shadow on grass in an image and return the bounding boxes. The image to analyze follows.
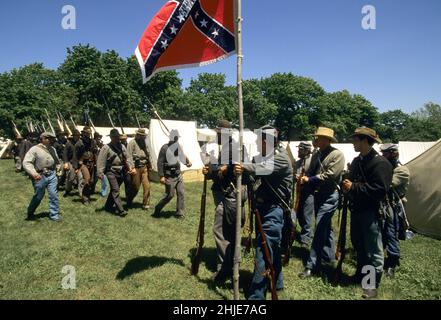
[151,210,181,219]
[116,256,185,280]
[188,247,218,273]
[71,197,98,203]
[187,247,255,299]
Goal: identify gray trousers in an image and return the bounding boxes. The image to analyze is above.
[155,175,185,216]
[212,190,236,274]
[105,171,126,213]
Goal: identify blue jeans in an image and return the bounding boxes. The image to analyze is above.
[298,189,315,245]
[249,204,283,300]
[27,171,59,219]
[306,191,338,270]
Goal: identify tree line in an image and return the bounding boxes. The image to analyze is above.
[0,44,440,142]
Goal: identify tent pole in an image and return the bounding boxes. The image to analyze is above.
[233,0,244,300]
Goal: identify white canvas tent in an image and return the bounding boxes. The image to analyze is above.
[405,139,441,239]
[398,141,437,165]
[149,119,204,182]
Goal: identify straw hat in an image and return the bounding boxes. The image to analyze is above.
[135,128,147,136]
[313,127,338,143]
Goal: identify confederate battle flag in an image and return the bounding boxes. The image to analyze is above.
[135,0,236,83]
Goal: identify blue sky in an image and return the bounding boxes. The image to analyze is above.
[0,0,440,113]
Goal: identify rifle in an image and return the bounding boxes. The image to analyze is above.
[244,184,254,253]
[254,203,278,300]
[69,114,78,129]
[135,114,141,129]
[11,121,22,138]
[55,110,64,133]
[117,112,125,135]
[107,112,116,129]
[333,170,350,285]
[44,109,56,135]
[59,112,73,137]
[190,174,208,275]
[282,159,305,266]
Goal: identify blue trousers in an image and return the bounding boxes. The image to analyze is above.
[249,204,283,300]
[382,210,401,268]
[27,171,60,219]
[306,191,338,270]
[351,208,384,274]
[298,189,315,245]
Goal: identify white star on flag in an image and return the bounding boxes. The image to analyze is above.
[200,19,208,28]
[170,25,178,35]
[161,39,169,49]
[212,28,219,38]
[177,14,185,23]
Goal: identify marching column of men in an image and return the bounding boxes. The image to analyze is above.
[13,119,414,300]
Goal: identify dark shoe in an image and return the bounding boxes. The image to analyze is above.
[26,214,36,221]
[176,214,185,219]
[298,268,313,279]
[385,267,395,279]
[118,211,128,218]
[212,271,230,284]
[152,208,161,217]
[362,288,378,299]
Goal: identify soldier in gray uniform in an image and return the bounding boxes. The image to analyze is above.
[295,141,315,248]
[202,120,247,283]
[153,129,192,218]
[97,129,135,217]
[127,128,152,210]
[12,135,24,172]
[22,132,61,222]
[380,143,410,278]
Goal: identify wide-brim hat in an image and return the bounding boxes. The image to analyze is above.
[351,127,382,144]
[109,129,120,138]
[313,127,338,143]
[135,128,147,136]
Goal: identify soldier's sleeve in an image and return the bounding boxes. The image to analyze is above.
[157,144,167,177]
[350,159,393,202]
[127,141,135,164]
[123,145,134,170]
[96,145,108,177]
[22,147,38,177]
[311,150,345,184]
[392,166,410,189]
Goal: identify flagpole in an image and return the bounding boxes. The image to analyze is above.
[233,0,244,300]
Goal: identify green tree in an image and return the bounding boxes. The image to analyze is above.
[377,109,410,143]
[261,73,326,140]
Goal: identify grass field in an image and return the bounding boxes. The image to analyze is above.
[0,159,440,300]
